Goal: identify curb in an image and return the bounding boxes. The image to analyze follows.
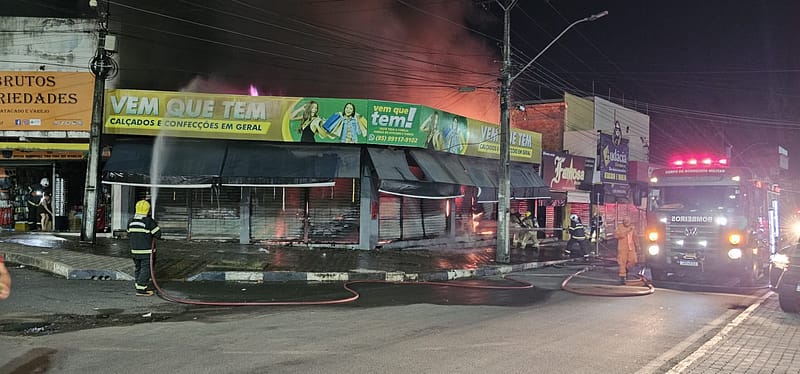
[184,258,572,283]
[2,251,135,281]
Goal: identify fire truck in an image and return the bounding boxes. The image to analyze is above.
[644,156,781,285]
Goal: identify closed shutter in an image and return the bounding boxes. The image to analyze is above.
[153,188,190,239]
[307,178,361,244]
[250,187,305,242]
[379,194,401,241]
[454,187,476,236]
[190,187,240,240]
[421,199,446,238]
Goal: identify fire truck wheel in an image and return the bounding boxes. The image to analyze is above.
[778,292,800,313]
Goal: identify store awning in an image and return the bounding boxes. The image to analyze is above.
[220,143,360,187]
[460,156,547,202]
[408,150,474,186]
[102,139,226,188]
[368,148,461,199]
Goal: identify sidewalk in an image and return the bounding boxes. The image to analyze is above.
[0,232,577,282]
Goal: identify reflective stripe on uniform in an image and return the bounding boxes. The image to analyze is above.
[131,249,152,255]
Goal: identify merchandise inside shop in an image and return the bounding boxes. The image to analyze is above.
[0,163,86,232]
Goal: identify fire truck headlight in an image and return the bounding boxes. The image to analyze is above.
[728,233,742,245]
[727,248,743,260]
[698,240,708,247]
[647,245,660,256]
[793,222,800,236]
[772,253,790,269]
[675,239,684,246]
[647,231,659,242]
[715,216,728,226]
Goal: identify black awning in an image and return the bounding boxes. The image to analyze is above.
[467,159,548,202]
[368,148,461,199]
[459,155,500,188]
[408,150,474,185]
[510,162,549,199]
[220,143,360,186]
[102,138,225,187]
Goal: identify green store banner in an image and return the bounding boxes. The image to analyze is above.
[104,89,541,163]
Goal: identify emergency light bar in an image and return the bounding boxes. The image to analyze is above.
[670,157,728,168]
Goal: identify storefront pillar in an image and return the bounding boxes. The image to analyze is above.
[239,187,251,244]
[359,167,378,250]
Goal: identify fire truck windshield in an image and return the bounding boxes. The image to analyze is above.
[651,186,740,211]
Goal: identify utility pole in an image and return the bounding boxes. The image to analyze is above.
[496,0,513,263]
[82,0,113,243]
[496,3,608,263]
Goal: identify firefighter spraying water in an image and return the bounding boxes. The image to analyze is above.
[644,155,781,285]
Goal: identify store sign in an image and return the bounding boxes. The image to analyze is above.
[104,89,543,163]
[598,131,629,184]
[541,151,594,191]
[0,71,93,131]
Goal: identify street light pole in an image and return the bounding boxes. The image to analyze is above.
[496,7,608,263]
[82,0,112,243]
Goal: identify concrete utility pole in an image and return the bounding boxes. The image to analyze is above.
[496,3,608,263]
[82,0,113,243]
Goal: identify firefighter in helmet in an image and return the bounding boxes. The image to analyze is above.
[513,211,540,250]
[566,214,589,258]
[127,199,161,296]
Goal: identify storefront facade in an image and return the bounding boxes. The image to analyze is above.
[0,71,94,232]
[101,90,546,249]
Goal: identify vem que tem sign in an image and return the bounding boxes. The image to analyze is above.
[0,72,93,131]
[105,92,271,137]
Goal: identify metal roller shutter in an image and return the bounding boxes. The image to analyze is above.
[190,187,240,240]
[250,187,305,242]
[307,179,361,244]
[421,199,446,238]
[379,194,401,241]
[153,188,190,239]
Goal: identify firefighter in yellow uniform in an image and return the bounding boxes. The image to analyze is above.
[127,200,161,296]
[615,218,638,285]
[513,211,540,249]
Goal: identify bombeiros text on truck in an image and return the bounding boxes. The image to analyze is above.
[644,155,781,285]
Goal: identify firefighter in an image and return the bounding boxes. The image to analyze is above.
[513,211,540,249]
[127,199,161,296]
[566,214,589,258]
[615,218,638,285]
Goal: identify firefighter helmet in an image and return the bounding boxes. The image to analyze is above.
[524,211,532,217]
[569,214,579,222]
[135,200,151,215]
[40,178,49,188]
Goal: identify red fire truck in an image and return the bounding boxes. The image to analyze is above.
[644,156,781,285]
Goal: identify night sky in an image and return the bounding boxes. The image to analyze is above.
[5,0,800,178]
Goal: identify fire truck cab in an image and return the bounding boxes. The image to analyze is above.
[644,156,780,285]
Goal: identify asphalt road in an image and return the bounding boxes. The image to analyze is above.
[0,263,768,373]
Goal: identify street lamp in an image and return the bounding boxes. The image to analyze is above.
[496,5,608,263]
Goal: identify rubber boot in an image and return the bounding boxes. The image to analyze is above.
[618,277,626,285]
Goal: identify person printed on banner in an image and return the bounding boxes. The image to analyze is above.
[127,199,162,297]
[443,116,464,154]
[566,214,589,259]
[615,217,638,285]
[0,255,11,300]
[420,111,444,150]
[290,100,324,143]
[321,102,367,143]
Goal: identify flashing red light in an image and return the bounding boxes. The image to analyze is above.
[719,158,728,165]
[687,158,698,165]
[673,160,684,166]
[701,158,712,165]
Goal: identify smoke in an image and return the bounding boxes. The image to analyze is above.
[115,0,501,123]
